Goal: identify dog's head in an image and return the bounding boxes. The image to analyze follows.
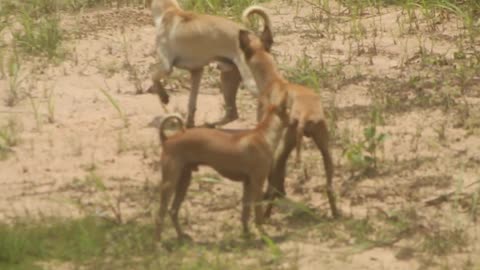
[238,30,276,72]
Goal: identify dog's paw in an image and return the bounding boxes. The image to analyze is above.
[242,230,254,240]
[178,233,193,243]
[332,207,343,219]
[159,91,170,104]
[263,207,273,219]
[185,119,195,128]
[243,80,258,95]
[147,84,170,104]
[201,122,216,129]
[203,114,239,128]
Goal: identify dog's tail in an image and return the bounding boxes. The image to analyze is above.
[295,117,306,165]
[242,6,273,50]
[242,6,272,33]
[159,114,185,145]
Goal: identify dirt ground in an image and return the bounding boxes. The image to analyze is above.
[1,0,479,269]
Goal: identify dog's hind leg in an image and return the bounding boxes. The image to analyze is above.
[220,66,241,124]
[311,121,339,218]
[169,168,193,241]
[206,65,241,127]
[186,68,203,127]
[155,161,181,241]
[232,54,257,96]
[264,127,296,218]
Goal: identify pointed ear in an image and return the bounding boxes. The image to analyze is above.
[261,27,274,52]
[238,30,254,60]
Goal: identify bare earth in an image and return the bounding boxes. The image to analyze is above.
[0,0,479,269]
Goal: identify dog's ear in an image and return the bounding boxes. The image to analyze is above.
[261,27,274,52]
[239,30,254,60]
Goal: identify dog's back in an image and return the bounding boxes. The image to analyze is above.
[162,128,269,180]
[287,84,326,124]
[165,15,246,69]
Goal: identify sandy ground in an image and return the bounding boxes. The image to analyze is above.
[1,0,479,269]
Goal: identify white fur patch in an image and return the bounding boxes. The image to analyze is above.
[154,14,165,28]
[168,17,180,40]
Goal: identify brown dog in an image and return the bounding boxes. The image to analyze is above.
[147,0,273,127]
[238,30,340,219]
[155,92,289,241]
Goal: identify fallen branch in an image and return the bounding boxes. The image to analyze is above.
[424,180,480,207]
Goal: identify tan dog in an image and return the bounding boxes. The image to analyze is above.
[155,92,289,241]
[147,0,273,127]
[238,30,340,219]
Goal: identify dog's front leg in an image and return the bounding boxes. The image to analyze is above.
[251,175,266,231]
[241,180,253,236]
[186,68,204,128]
[311,121,340,218]
[155,164,180,241]
[147,38,173,101]
[264,127,296,218]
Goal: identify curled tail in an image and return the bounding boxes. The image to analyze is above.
[295,117,306,165]
[159,114,185,145]
[242,6,272,35]
[242,5,273,50]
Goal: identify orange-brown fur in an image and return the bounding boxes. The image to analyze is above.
[238,30,340,218]
[155,93,289,241]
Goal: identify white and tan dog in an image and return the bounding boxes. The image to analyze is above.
[147,0,273,127]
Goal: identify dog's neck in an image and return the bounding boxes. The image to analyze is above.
[256,108,286,154]
[251,57,286,93]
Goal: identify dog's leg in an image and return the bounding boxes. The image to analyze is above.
[186,68,204,128]
[155,161,181,241]
[169,168,193,241]
[207,66,241,127]
[311,121,339,218]
[264,127,296,218]
[147,39,173,101]
[232,54,257,96]
[256,96,266,122]
[145,0,152,8]
[251,175,266,233]
[148,59,173,103]
[241,180,253,235]
[219,65,241,124]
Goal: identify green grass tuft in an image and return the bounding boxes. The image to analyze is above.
[0,216,159,269]
[13,13,63,59]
